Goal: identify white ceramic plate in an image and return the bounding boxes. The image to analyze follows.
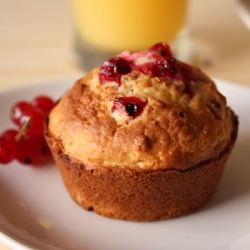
[0,79,250,250]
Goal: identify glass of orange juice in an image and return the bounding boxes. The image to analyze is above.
[72,0,189,69]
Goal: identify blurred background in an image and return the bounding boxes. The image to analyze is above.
[0,0,250,249]
[0,0,249,91]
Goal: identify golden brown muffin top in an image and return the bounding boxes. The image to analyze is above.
[48,43,234,170]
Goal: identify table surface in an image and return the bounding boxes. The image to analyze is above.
[0,0,250,249]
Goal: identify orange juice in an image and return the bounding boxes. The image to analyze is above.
[72,0,187,52]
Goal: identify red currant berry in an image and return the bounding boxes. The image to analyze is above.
[16,138,42,165]
[112,96,147,118]
[2,129,18,141]
[153,57,177,78]
[25,110,45,137]
[0,129,18,164]
[11,101,45,137]
[149,42,173,58]
[99,57,131,85]
[10,101,33,126]
[0,137,16,164]
[32,96,54,114]
[133,57,176,78]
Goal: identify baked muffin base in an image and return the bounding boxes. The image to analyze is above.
[45,113,238,222]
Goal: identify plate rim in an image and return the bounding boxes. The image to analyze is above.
[0,230,32,250]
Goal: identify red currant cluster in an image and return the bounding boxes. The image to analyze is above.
[0,96,55,165]
[99,42,176,85]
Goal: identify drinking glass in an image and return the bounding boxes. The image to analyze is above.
[72,0,190,69]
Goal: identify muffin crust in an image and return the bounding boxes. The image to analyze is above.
[48,68,234,170]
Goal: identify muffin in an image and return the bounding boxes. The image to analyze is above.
[45,43,238,221]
